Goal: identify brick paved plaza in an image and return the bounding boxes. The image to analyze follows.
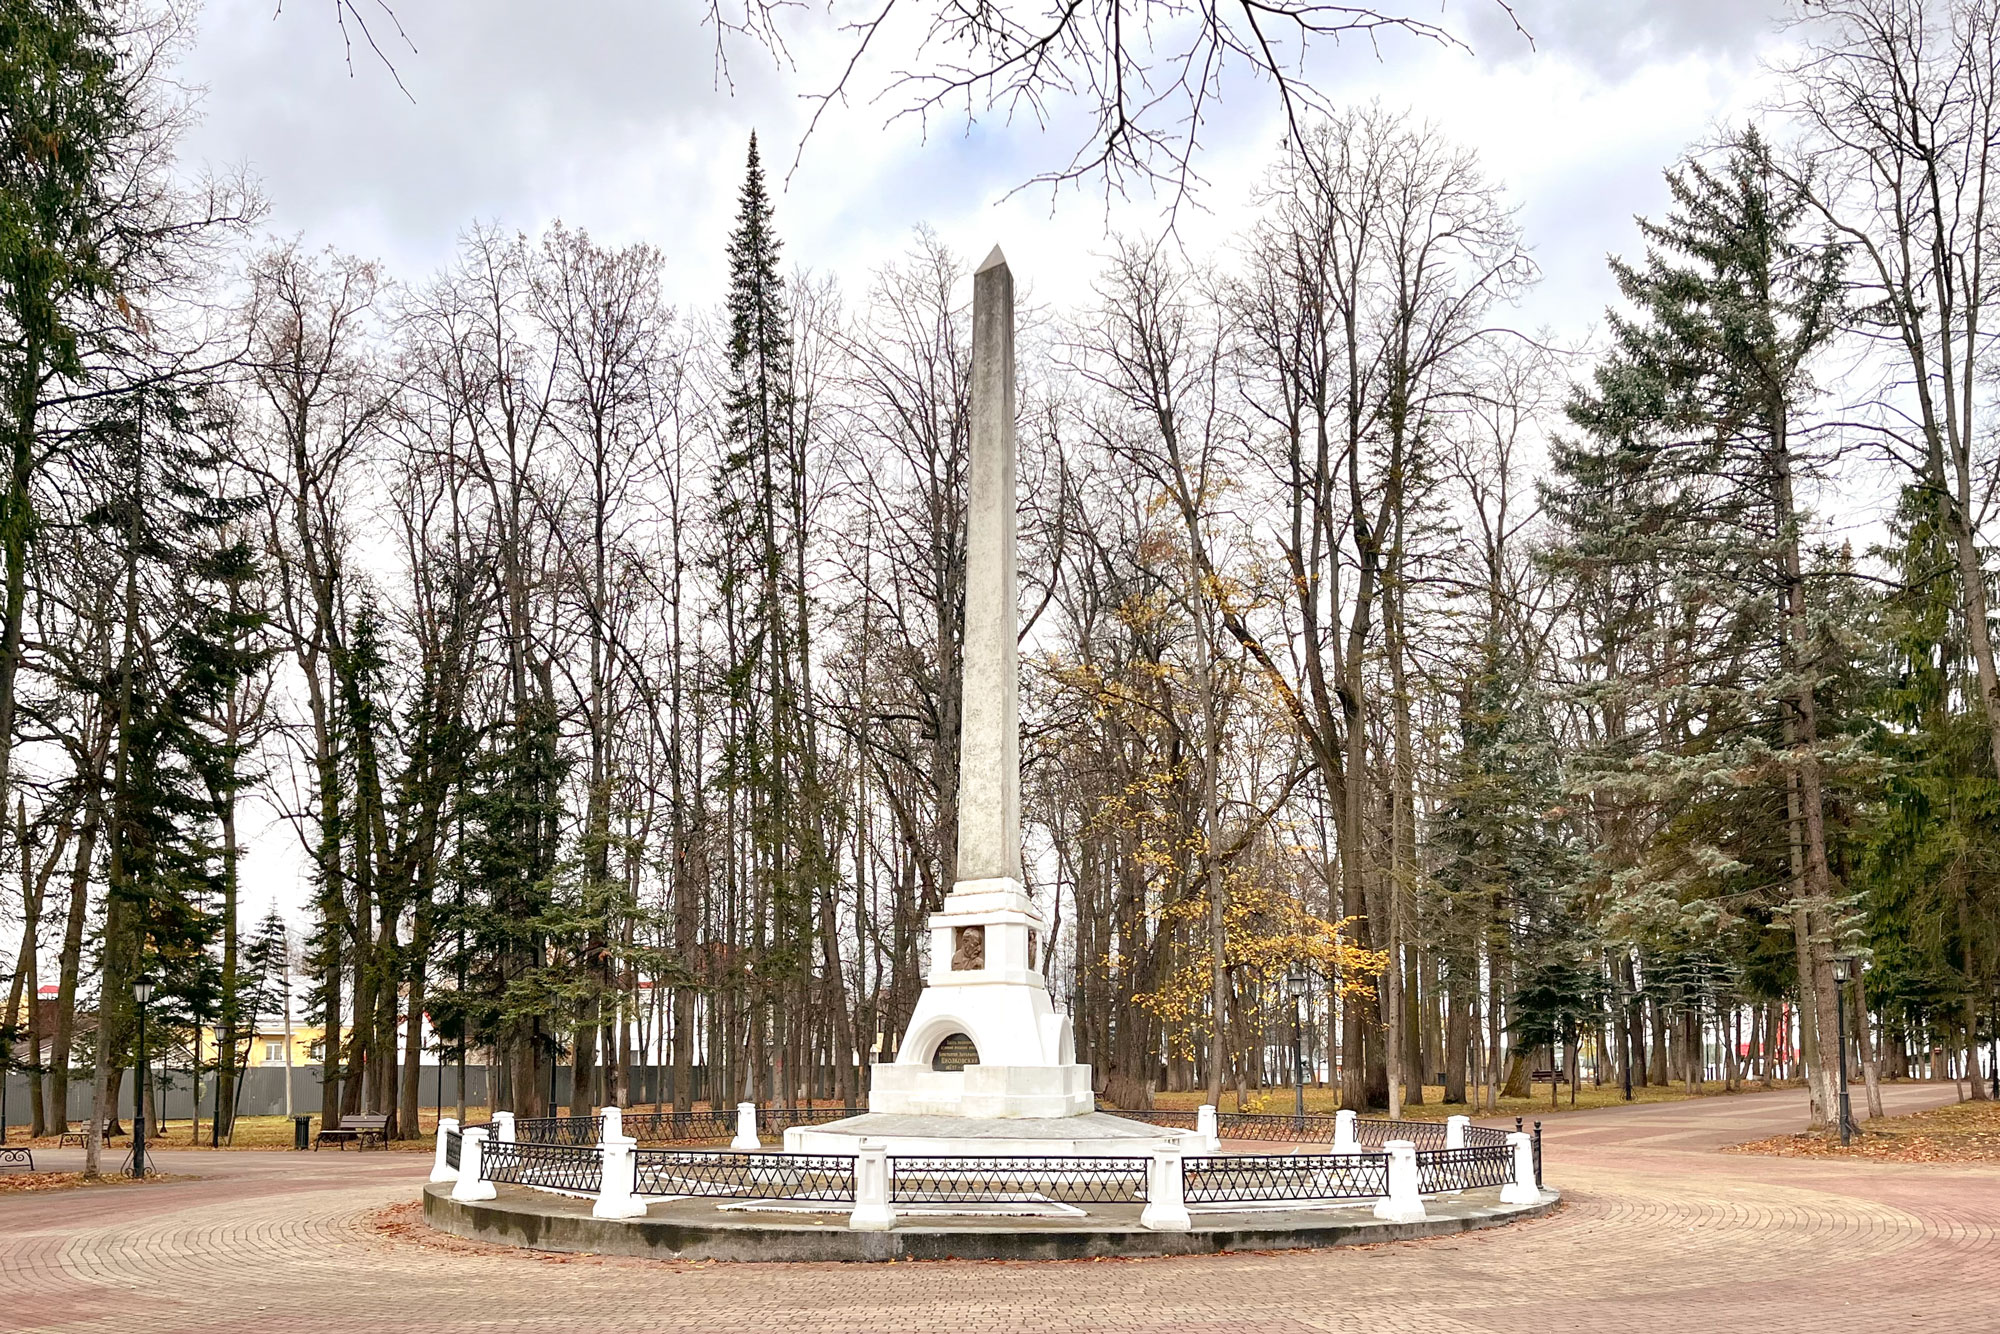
[3,1084,1995,1333]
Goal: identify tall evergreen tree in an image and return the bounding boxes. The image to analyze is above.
[1551,127,1852,1120]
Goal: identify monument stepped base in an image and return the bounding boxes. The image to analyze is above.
[423,1181,1561,1262]
[782,1110,1196,1157]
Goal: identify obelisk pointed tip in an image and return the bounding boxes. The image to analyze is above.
[976,245,1009,275]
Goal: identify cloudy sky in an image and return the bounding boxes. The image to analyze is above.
[178,0,1795,330]
[169,0,1796,921]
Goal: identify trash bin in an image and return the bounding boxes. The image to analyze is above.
[293,1115,312,1151]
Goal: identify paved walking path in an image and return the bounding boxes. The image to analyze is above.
[3,1082,1993,1333]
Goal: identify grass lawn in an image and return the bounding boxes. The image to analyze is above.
[1148,1078,1798,1121]
[1728,1091,2000,1163]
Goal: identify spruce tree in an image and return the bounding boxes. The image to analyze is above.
[712,133,825,1102]
[1550,127,1852,1117]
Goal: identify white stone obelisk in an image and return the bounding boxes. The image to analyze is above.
[956,246,1022,890]
[868,248,1092,1119]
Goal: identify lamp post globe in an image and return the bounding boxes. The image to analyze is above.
[132,974,154,1179]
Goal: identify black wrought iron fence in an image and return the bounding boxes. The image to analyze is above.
[512,1114,603,1146]
[630,1150,855,1202]
[624,1109,736,1143]
[480,1139,604,1193]
[1413,1145,1513,1194]
[1183,1152,1387,1203]
[758,1105,864,1134]
[1124,1108,1513,1152]
[1125,1108,1200,1131]
[1214,1112,1339,1142]
[889,1156,1149,1206]
[1352,1117,1447,1150]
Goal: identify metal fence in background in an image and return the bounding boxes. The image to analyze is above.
[512,1114,603,1147]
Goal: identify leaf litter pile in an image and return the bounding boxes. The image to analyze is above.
[1728,1095,2000,1163]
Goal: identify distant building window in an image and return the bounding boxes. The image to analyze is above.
[264,1042,285,1062]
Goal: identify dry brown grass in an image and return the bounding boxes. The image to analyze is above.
[0,1107,495,1151]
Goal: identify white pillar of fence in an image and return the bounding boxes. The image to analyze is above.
[593,1136,647,1219]
[1371,1139,1425,1223]
[1501,1130,1539,1204]
[848,1140,895,1231]
[1140,1145,1191,1231]
[1445,1114,1468,1150]
[492,1110,516,1144]
[1195,1104,1220,1153]
[1333,1109,1359,1152]
[450,1128,496,1202]
[599,1105,624,1143]
[731,1102,760,1150]
[429,1117,460,1183]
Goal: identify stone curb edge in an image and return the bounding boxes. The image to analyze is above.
[419,1181,1562,1263]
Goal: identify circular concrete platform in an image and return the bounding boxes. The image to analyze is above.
[421,1181,1560,1262]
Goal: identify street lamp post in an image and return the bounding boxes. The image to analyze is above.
[1285,966,1309,1129]
[0,969,15,1147]
[132,974,154,1179]
[1830,956,1862,1147]
[1622,982,1636,1103]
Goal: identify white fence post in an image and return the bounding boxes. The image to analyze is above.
[1196,1104,1220,1153]
[1140,1145,1191,1231]
[1445,1114,1468,1150]
[1333,1108,1358,1152]
[848,1140,894,1231]
[492,1110,516,1144]
[599,1105,624,1144]
[1372,1139,1424,1223]
[592,1137,647,1219]
[450,1127,497,1202]
[731,1102,760,1150]
[429,1116,459,1183]
[1501,1130,1539,1204]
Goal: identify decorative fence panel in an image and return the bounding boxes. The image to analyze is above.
[1413,1145,1513,1194]
[512,1115,603,1147]
[1182,1153,1388,1204]
[481,1140,604,1194]
[758,1105,864,1134]
[1353,1117,1447,1150]
[889,1156,1149,1206]
[631,1150,856,1202]
[624,1109,737,1143]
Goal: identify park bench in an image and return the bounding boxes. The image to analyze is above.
[1529,1068,1569,1085]
[0,1146,35,1171]
[315,1113,391,1150]
[57,1124,125,1148]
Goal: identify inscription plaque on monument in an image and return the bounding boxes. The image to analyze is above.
[932,1033,980,1071]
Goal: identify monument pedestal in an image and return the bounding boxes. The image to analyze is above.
[868,876,1092,1119]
